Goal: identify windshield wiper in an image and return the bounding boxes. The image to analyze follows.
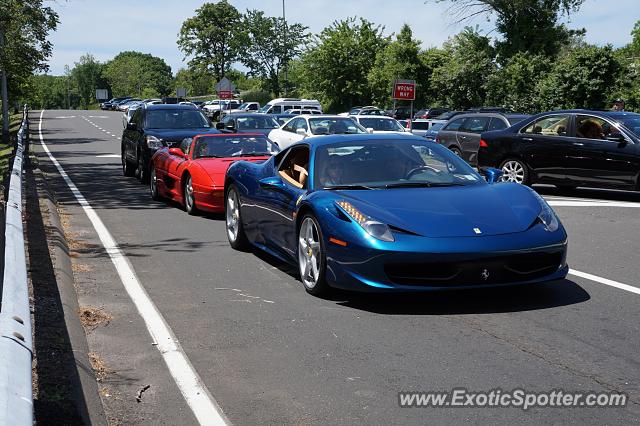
[323,184,377,190]
[384,182,465,189]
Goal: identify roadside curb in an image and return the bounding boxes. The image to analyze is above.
[29,157,107,425]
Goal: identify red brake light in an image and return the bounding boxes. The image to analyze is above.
[479,139,488,148]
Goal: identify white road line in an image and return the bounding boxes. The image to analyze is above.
[96,154,121,158]
[569,269,640,296]
[548,201,640,208]
[37,110,228,426]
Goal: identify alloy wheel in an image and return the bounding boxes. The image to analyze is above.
[501,160,526,183]
[226,189,240,243]
[298,217,321,289]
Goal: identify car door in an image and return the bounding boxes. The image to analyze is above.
[257,145,309,260]
[517,113,573,183]
[437,117,467,154]
[124,109,143,162]
[565,114,639,188]
[457,116,490,165]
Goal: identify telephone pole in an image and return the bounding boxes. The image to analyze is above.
[0,29,9,145]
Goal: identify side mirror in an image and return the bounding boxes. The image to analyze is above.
[366,127,374,134]
[215,122,225,130]
[168,147,185,158]
[479,167,503,184]
[296,128,307,136]
[607,132,627,143]
[126,122,137,131]
[259,176,285,190]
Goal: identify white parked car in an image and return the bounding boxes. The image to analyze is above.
[285,109,322,115]
[258,98,323,114]
[268,115,368,149]
[351,115,411,134]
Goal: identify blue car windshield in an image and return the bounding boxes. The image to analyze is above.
[193,136,279,159]
[315,140,483,189]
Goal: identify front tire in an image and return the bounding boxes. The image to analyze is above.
[138,155,150,184]
[122,152,135,177]
[500,158,530,185]
[298,215,330,296]
[226,185,249,250]
[150,168,162,201]
[183,175,198,215]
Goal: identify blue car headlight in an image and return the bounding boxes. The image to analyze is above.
[336,200,394,242]
[532,192,559,232]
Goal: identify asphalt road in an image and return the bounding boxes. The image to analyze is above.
[32,110,640,424]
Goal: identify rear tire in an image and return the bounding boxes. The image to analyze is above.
[225,185,249,250]
[183,175,198,215]
[297,214,330,296]
[500,158,530,185]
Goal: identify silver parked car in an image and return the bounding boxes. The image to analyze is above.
[436,112,530,165]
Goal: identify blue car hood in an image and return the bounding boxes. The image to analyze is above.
[336,183,542,238]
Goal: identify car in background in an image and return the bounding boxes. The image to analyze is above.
[112,98,137,111]
[121,104,218,183]
[258,98,323,115]
[204,99,242,121]
[346,106,386,116]
[224,133,568,296]
[216,113,281,137]
[150,133,278,214]
[387,106,414,120]
[352,115,409,134]
[404,119,432,138]
[117,98,141,112]
[226,102,260,114]
[436,112,530,165]
[191,100,205,109]
[414,108,449,119]
[268,115,367,150]
[285,109,323,115]
[162,97,187,104]
[422,122,446,141]
[478,110,640,191]
[273,114,296,127]
[432,111,465,121]
[101,96,130,110]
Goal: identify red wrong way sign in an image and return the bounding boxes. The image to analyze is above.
[393,81,416,100]
[218,90,233,99]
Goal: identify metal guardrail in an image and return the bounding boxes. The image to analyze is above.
[0,106,33,425]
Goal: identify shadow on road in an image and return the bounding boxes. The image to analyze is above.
[535,184,640,203]
[251,248,590,315]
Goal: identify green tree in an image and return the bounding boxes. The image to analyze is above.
[537,45,621,110]
[294,17,390,112]
[368,24,425,107]
[614,20,640,111]
[430,27,496,109]
[174,67,216,97]
[71,54,108,108]
[485,53,551,113]
[177,0,243,82]
[418,48,450,106]
[103,51,173,97]
[436,0,585,60]
[0,0,58,142]
[240,9,309,96]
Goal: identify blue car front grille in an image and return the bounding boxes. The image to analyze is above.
[384,251,564,286]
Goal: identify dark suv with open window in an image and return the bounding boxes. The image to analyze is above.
[436,112,530,165]
[121,104,217,182]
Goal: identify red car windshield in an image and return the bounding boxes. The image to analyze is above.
[193,136,279,159]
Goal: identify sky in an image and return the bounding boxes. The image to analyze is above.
[46,0,640,76]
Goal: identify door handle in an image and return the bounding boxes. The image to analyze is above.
[572,142,584,146]
[522,137,533,142]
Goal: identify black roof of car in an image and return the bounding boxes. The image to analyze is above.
[145,104,204,111]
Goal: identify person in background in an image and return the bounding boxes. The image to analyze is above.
[612,98,625,112]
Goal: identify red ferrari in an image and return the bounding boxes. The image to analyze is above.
[149,133,279,214]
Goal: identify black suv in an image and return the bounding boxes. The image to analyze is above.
[121,104,217,182]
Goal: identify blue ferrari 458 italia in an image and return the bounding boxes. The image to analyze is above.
[224,134,568,296]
